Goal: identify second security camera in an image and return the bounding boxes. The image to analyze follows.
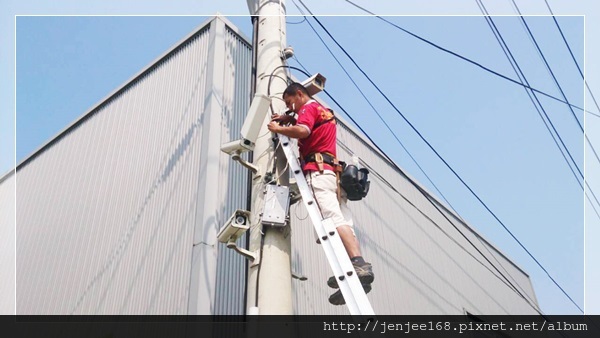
[217,209,251,244]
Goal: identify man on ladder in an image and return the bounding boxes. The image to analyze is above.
[267,82,374,305]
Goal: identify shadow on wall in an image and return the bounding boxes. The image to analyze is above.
[68,66,208,314]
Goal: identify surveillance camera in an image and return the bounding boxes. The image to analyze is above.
[220,139,247,155]
[301,73,326,96]
[240,94,272,150]
[217,209,252,243]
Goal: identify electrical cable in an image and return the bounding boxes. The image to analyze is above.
[287,17,307,25]
[504,0,600,236]
[541,0,600,115]
[341,0,591,115]
[534,0,600,231]
[293,202,309,221]
[586,185,600,222]
[586,133,600,167]
[296,0,583,313]
[475,0,583,313]
[474,1,583,190]
[516,14,583,131]
[472,1,579,312]
[289,8,462,218]
[588,111,600,119]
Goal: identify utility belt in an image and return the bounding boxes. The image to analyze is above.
[303,152,370,201]
[304,152,341,173]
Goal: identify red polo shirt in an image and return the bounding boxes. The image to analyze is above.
[295,100,337,172]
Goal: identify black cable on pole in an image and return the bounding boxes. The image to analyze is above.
[342,0,591,115]
[296,0,583,313]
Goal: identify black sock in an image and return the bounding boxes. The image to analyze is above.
[350,256,365,265]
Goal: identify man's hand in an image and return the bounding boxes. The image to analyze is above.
[271,113,296,125]
[267,121,282,133]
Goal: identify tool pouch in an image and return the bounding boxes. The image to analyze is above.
[340,164,370,201]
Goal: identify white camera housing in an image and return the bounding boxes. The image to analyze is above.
[217,209,252,243]
[220,140,248,155]
[220,94,271,155]
[240,94,272,151]
[301,73,326,96]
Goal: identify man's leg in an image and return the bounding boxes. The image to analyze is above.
[306,171,374,304]
[337,225,361,257]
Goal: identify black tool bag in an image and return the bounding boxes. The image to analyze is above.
[340,164,370,201]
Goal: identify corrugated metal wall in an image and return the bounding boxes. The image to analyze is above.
[0,172,15,314]
[290,118,539,315]
[213,25,253,315]
[14,17,251,315]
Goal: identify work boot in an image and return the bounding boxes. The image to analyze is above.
[328,284,372,306]
[327,261,374,288]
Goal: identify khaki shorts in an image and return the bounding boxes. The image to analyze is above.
[305,170,354,230]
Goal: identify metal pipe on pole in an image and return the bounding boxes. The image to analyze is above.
[245,0,293,315]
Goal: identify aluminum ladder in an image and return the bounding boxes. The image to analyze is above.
[278,134,375,316]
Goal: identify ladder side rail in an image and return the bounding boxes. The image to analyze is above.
[279,135,375,315]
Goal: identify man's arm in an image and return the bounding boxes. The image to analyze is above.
[267,121,310,139]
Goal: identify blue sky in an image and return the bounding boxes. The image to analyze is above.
[2,0,599,315]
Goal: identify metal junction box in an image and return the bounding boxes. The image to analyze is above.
[261,185,290,227]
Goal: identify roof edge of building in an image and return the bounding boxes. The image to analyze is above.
[14,15,252,176]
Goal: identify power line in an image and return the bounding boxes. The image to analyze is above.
[342,0,591,115]
[506,0,600,221]
[542,0,600,114]
[475,0,583,189]
[516,15,583,131]
[290,4,462,219]
[472,1,589,313]
[295,0,583,313]
[286,17,307,25]
[586,181,600,222]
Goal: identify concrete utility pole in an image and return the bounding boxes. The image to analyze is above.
[246,0,293,314]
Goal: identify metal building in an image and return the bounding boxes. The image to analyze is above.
[0,170,16,314]
[3,16,539,315]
